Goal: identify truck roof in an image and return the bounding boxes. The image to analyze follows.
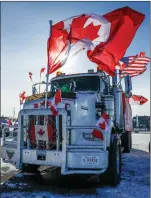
[51,71,106,81]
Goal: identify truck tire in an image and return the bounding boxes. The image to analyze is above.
[100,137,121,186]
[130,132,132,149]
[121,131,131,153]
[21,164,44,184]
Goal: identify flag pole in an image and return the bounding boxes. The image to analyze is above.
[19,93,21,110]
[45,20,53,109]
[39,73,41,94]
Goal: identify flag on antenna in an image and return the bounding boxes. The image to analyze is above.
[29,72,33,82]
[19,91,26,105]
[7,119,12,125]
[47,6,145,76]
[129,95,148,105]
[40,67,46,75]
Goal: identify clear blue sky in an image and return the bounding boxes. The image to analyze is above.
[1,1,150,117]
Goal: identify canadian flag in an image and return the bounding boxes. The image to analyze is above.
[49,89,62,116]
[47,6,144,76]
[40,67,46,77]
[32,90,62,114]
[29,124,55,146]
[29,72,33,82]
[19,91,26,105]
[129,95,148,105]
[92,112,110,140]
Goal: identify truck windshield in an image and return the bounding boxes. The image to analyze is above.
[51,76,100,92]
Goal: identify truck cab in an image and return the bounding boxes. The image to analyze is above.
[2,69,131,186]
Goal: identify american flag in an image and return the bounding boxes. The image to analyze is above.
[120,52,150,78]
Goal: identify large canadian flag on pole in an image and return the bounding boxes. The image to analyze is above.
[47,6,145,76]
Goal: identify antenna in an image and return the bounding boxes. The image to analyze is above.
[13,107,15,119]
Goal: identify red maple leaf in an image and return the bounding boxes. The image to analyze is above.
[40,101,51,106]
[33,103,38,108]
[99,121,106,130]
[20,91,26,100]
[38,128,45,136]
[69,15,101,43]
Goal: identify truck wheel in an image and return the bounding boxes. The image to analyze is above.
[121,131,131,153]
[100,137,121,186]
[130,132,132,149]
[109,137,121,186]
[21,164,40,173]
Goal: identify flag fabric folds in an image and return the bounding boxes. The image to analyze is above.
[32,90,62,115]
[40,67,46,75]
[29,72,33,82]
[47,6,145,76]
[7,119,12,125]
[92,112,110,140]
[129,95,148,105]
[49,89,62,116]
[19,91,26,105]
[0,119,12,126]
[120,52,150,77]
[122,93,133,131]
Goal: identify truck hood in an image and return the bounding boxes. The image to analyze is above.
[23,92,98,110]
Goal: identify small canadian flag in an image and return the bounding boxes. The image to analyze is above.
[50,89,62,116]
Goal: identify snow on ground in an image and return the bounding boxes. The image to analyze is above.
[132,132,150,152]
[0,138,18,185]
[0,133,150,198]
[1,158,17,174]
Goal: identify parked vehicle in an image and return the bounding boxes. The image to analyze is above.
[0,119,12,138]
[1,68,132,186]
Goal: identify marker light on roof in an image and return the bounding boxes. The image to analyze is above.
[97,66,103,72]
[56,71,62,76]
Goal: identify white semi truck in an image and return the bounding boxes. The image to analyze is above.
[2,67,132,186]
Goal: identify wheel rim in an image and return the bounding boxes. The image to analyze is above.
[116,146,120,174]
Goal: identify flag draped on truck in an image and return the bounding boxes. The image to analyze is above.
[49,89,62,116]
[47,6,144,76]
[122,93,133,132]
[92,112,110,140]
[33,89,62,116]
